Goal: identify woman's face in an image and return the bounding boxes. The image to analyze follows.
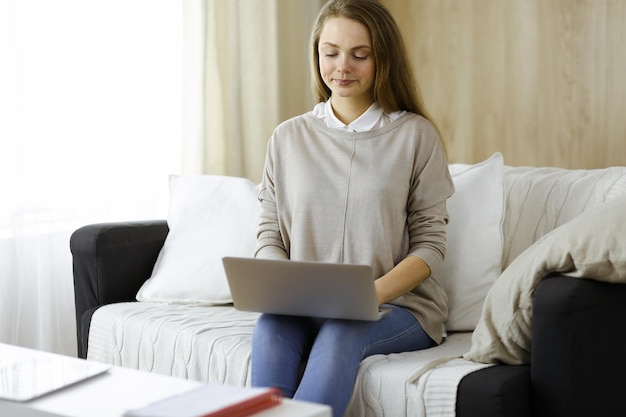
[318,17,375,106]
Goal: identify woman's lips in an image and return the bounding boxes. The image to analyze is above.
[335,79,355,87]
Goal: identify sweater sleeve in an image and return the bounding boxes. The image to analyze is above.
[406,125,454,273]
[254,133,289,260]
[407,200,449,271]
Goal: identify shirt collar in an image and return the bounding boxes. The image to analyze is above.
[324,99,384,132]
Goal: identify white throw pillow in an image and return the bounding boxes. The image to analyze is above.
[136,175,260,305]
[439,152,505,331]
[464,194,626,364]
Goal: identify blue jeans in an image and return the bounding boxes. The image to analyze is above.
[250,304,436,417]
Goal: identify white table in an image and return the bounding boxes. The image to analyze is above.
[0,344,331,417]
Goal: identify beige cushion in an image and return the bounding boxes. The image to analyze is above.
[464,194,626,364]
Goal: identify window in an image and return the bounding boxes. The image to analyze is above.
[0,0,182,354]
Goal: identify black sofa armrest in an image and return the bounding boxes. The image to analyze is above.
[531,274,626,417]
[70,220,169,358]
[456,274,626,417]
[456,364,530,417]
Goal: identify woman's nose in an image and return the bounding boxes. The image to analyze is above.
[337,55,350,73]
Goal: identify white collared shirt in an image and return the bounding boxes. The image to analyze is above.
[312,99,406,132]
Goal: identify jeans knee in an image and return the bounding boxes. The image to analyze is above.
[314,320,367,357]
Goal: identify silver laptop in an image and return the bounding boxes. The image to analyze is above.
[222,257,390,321]
[0,343,111,402]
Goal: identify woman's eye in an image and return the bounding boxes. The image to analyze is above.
[354,55,368,60]
[324,53,337,57]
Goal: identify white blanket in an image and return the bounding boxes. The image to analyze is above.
[412,358,492,417]
[346,332,489,417]
[88,303,260,386]
[89,304,486,417]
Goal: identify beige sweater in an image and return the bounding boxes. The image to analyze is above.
[255,111,454,343]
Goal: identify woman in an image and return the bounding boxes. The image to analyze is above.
[251,1,454,416]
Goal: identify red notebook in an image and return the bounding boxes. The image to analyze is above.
[124,384,282,417]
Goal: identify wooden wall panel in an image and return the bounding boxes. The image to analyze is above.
[384,0,626,168]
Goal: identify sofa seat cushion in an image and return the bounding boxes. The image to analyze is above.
[87,302,259,386]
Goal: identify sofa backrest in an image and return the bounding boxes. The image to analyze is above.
[501,166,626,270]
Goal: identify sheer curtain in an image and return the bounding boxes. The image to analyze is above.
[182,0,324,183]
[0,0,182,355]
[1,0,323,357]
